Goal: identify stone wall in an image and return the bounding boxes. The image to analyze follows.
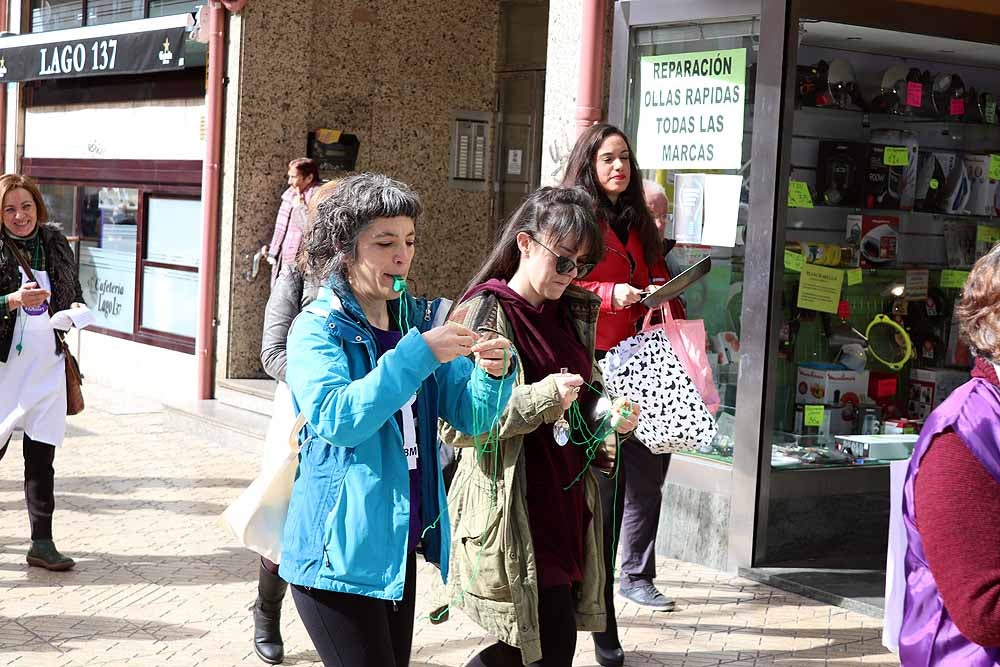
[219,0,499,379]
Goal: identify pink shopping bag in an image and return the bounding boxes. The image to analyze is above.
[642,306,721,414]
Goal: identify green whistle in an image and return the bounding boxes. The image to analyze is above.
[393,276,407,292]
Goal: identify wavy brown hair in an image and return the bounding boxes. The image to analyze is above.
[957,243,1000,362]
[0,173,48,228]
[562,123,661,268]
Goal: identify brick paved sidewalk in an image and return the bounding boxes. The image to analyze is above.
[0,384,899,666]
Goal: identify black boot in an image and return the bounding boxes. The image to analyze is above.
[253,563,288,664]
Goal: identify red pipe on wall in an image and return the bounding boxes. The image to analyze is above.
[575,0,608,137]
[196,2,225,400]
[0,0,8,172]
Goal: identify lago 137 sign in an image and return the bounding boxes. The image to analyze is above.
[636,48,747,170]
[0,24,187,82]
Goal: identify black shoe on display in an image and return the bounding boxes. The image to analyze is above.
[618,582,676,611]
[26,539,75,571]
[252,563,288,664]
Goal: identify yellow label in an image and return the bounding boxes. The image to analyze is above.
[784,250,805,273]
[883,147,910,167]
[787,180,814,208]
[990,154,1000,181]
[315,128,343,143]
[846,268,863,286]
[804,405,825,427]
[940,269,970,289]
[797,263,843,314]
[929,178,940,190]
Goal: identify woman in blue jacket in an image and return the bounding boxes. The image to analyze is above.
[280,173,514,667]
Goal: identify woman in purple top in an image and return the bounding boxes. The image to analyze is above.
[901,243,1000,665]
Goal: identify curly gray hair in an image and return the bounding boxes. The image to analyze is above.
[302,173,423,281]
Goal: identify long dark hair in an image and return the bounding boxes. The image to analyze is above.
[562,123,661,268]
[461,186,605,300]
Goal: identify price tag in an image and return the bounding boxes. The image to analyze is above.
[990,154,1000,181]
[987,101,998,125]
[950,97,966,117]
[788,180,814,208]
[940,269,970,289]
[804,405,825,427]
[906,81,923,108]
[883,147,910,167]
[876,377,897,397]
[846,268,863,286]
[784,249,805,273]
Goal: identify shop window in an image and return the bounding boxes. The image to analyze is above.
[38,183,78,252]
[78,186,138,334]
[140,196,199,338]
[30,0,83,33]
[33,166,200,353]
[87,0,144,26]
[624,19,760,465]
[30,0,198,32]
[149,0,201,18]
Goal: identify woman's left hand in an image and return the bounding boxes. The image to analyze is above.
[609,398,640,434]
[472,336,514,378]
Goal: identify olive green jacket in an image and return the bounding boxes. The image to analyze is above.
[436,285,616,665]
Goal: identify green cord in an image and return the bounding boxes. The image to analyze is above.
[423,358,631,620]
[14,307,26,355]
[426,349,510,623]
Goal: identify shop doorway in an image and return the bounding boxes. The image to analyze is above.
[492,0,547,232]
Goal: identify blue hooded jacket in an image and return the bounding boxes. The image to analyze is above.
[279,279,512,600]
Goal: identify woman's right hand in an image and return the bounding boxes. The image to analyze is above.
[7,282,50,310]
[612,283,642,310]
[423,323,479,363]
[551,372,584,411]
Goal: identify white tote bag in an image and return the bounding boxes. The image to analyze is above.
[222,387,305,564]
[600,329,718,454]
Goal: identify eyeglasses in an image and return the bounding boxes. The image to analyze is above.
[530,236,595,279]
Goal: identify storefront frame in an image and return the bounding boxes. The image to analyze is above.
[23,157,202,353]
[610,0,1000,572]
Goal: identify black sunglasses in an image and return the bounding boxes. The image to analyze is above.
[530,236,595,279]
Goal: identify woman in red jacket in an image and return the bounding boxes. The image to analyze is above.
[564,123,684,667]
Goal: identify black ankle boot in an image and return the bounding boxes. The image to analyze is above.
[593,635,625,667]
[253,563,288,665]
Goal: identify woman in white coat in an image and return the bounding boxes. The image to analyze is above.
[0,173,85,571]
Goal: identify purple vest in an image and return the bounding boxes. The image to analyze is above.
[901,376,1000,666]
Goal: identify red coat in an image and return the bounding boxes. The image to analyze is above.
[575,220,685,352]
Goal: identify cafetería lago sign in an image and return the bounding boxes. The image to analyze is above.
[0,16,189,82]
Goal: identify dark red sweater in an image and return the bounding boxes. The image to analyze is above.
[915,358,1000,647]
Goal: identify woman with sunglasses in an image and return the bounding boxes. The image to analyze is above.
[564,123,686,667]
[438,186,640,667]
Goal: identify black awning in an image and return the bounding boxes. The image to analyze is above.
[0,14,192,83]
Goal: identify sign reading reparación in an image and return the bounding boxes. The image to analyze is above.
[636,48,748,170]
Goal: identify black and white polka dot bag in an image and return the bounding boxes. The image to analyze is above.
[600,329,718,454]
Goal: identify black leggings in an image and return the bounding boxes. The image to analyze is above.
[1,433,56,540]
[290,551,417,667]
[465,585,578,667]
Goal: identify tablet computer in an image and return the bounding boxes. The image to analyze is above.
[640,256,712,308]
